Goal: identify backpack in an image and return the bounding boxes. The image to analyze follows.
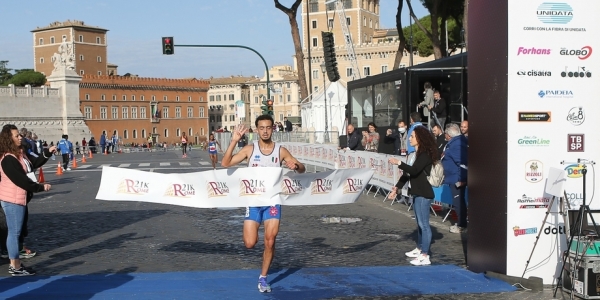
[426,162,445,187]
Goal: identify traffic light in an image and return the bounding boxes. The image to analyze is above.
[322,32,340,82]
[162,37,174,55]
[261,99,274,115]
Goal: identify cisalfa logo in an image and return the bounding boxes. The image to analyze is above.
[537,2,573,24]
[517,70,552,77]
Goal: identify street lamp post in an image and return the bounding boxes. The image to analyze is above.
[320,63,329,142]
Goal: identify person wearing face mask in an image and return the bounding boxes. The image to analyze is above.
[385,120,408,156]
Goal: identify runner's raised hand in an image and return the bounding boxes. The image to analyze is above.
[231,124,247,143]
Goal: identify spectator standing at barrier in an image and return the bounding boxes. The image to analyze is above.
[88,137,96,153]
[442,124,469,234]
[361,122,379,152]
[387,126,439,266]
[429,91,447,129]
[181,132,188,158]
[99,132,106,154]
[419,82,434,129]
[81,138,87,154]
[460,121,469,138]
[0,124,54,276]
[32,134,42,156]
[342,124,361,151]
[432,125,447,156]
[284,117,293,132]
[407,112,424,154]
[385,120,408,156]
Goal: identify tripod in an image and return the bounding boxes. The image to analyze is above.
[554,160,598,298]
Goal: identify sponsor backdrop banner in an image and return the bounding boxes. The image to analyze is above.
[96,166,374,208]
[507,0,599,284]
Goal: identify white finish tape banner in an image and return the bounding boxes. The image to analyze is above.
[96,166,374,208]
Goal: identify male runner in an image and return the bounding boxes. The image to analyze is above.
[221,115,305,293]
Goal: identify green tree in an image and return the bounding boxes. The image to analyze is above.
[402,15,462,58]
[0,61,13,85]
[7,70,46,87]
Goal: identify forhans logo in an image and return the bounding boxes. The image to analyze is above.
[517,136,550,146]
[311,178,333,194]
[525,160,543,183]
[538,90,573,98]
[343,178,364,194]
[560,46,592,60]
[566,107,585,126]
[564,164,584,179]
[517,47,551,55]
[513,226,538,237]
[165,183,195,198]
[517,194,550,209]
[560,66,592,78]
[536,2,573,24]
[517,70,552,77]
[117,179,150,195]
[207,181,229,197]
[281,178,303,195]
[239,179,266,196]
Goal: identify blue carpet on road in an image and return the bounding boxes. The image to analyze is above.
[0,265,515,299]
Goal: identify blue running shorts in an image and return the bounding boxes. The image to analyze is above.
[245,205,281,223]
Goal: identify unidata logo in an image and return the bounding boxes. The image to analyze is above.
[537,2,573,24]
[564,164,584,178]
[538,90,573,98]
[560,46,592,60]
[517,47,551,55]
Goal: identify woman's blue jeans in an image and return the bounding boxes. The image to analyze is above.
[1,201,25,260]
[413,196,433,255]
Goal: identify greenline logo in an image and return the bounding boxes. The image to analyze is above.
[518,136,550,146]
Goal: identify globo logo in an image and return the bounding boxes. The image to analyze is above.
[565,164,584,178]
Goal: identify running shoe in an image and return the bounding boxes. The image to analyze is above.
[20,247,36,259]
[258,276,271,293]
[9,264,35,276]
[410,254,431,266]
[405,248,421,258]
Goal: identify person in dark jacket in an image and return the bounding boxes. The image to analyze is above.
[429,90,447,129]
[342,124,361,151]
[442,123,469,233]
[432,124,447,156]
[384,120,408,156]
[99,132,107,154]
[387,126,440,266]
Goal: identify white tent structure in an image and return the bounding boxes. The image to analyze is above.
[300,80,347,137]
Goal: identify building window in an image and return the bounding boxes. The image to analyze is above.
[176,128,181,137]
[175,107,181,118]
[97,56,102,62]
[209,95,214,102]
[287,110,292,117]
[312,20,317,29]
[84,107,92,119]
[96,37,101,44]
[131,95,135,101]
[326,2,335,10]
[287,95,291,102]
[312,70,319,79]
[369,19,373,28]
[187,107,193,118]
[151,95,156,101]
[163,107,169,118]
[97,71,102,75]
[200,96,204,102]
[40,57,44,64]
[210,116,215,123]
[314,86,319,92]
[112,95,116,101]
[363,67,370,76]
[131,107,138,119]
[279,95,283,103]
[39,38,43,45]
[140,107,147,118]
[101,94,106,101]
[346,68,353,77]
[50,37,55,44]
[133,130,138,139]
[80,55,84,61]
[381,65,388,73]
[141,129,146,138]
[188,96,192,102]
[199,107,205,118]
[153,127,157,134]
[100,107,107,119]
[312,37,318,47]
[200,128,205,136]
[123,130,128,139]
[216,95,221,101]
[254,96,259,104]
[346,17,351,25]
[62,35,66,40]
[254,85,258,91]
[279,113,284,121]
[85,94,90,100]
[164,129,169,138]
[363,17,366,27]
[188,128,193,136]
[79,35,83,42]
[286,82,291,88]
[111,107,118,119]
[229,94,235,100]
[80,70,84,75]
[141,95,145,101]
[309,0,318,12]
[176,96,180,102]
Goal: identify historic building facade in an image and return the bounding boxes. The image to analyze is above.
[207,76,254,132]
[247,65,300,126]
[32,20,115,77]
[79,75,210,145]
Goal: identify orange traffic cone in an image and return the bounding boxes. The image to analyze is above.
[82,154,87,163]
[104,147,108,155]
[38,168,45,183]
[56,163,63,175]
[88,150,93,159]
[72,158,78,169]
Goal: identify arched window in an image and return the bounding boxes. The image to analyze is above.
[164,128,169,137]
[176,128,181,137]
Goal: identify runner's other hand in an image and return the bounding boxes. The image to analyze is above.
[283,160,298,170]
